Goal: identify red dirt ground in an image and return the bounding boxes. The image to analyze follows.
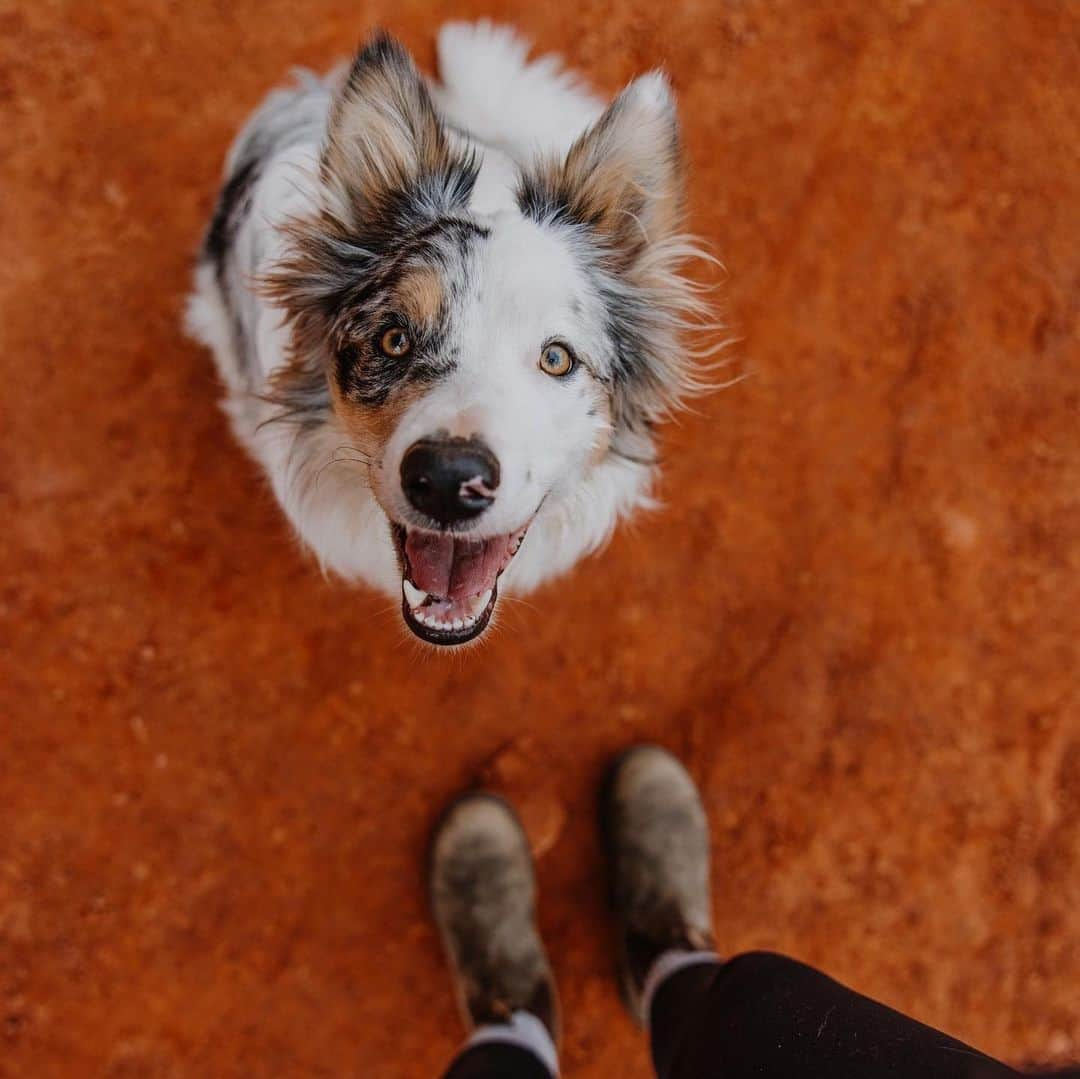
[2,1,1078,1075]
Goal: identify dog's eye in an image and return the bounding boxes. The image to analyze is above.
[539,342,575,378]
[379,326,412,357]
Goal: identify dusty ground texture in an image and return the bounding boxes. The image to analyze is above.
[2,0,1078,1075]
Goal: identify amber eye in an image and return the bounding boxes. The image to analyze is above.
[539,342,575,378]
[379,326,412,357]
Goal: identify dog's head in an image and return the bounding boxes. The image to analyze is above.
[269,34,709,646]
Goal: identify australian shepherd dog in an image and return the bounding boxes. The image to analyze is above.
[186,22,718,647]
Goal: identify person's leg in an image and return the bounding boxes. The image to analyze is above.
[643,955,721,1078]
[648,950,1020,1078]
[430,793,561,1079]
[601,744,1027,1079]
[442,1013,556,1079]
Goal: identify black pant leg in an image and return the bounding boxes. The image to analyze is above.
[650,951,1020,1079]
[442,1041,552,1079]
[648,960,723,1077]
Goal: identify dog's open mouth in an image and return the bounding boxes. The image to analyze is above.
[393,522,530,645]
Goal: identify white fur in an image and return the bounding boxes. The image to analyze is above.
[431,20,604,160]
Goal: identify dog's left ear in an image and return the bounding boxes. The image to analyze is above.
[321,31,475,227]
[519,72,684,274]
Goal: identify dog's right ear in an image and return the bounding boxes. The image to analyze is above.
[517,72,684,278]
[321,32,475,228]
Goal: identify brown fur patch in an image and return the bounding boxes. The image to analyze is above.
[396,264,445,329]
[330,376,427,456]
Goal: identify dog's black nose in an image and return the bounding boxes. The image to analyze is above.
[401,437,500,525]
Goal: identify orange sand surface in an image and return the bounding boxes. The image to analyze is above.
[2,1,1078,1074]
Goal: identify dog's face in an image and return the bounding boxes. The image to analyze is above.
[350,216,617,645]
[270,35,704,646]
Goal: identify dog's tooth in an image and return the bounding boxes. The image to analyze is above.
[452,618,463,630]
[403,579,428,609]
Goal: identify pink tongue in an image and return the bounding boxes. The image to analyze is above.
[404,531,513,601]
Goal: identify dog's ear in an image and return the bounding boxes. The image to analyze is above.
[518,72,684,274]
[520,74,714,453]
[321,32,475,228]
[265,33,477,345]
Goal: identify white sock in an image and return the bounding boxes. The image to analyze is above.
[642,948,722,1028]
[463,1009,559,1076]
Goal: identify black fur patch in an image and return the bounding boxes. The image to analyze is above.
[203,158,260,277]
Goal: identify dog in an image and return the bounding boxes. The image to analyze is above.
[186,22,716,646]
